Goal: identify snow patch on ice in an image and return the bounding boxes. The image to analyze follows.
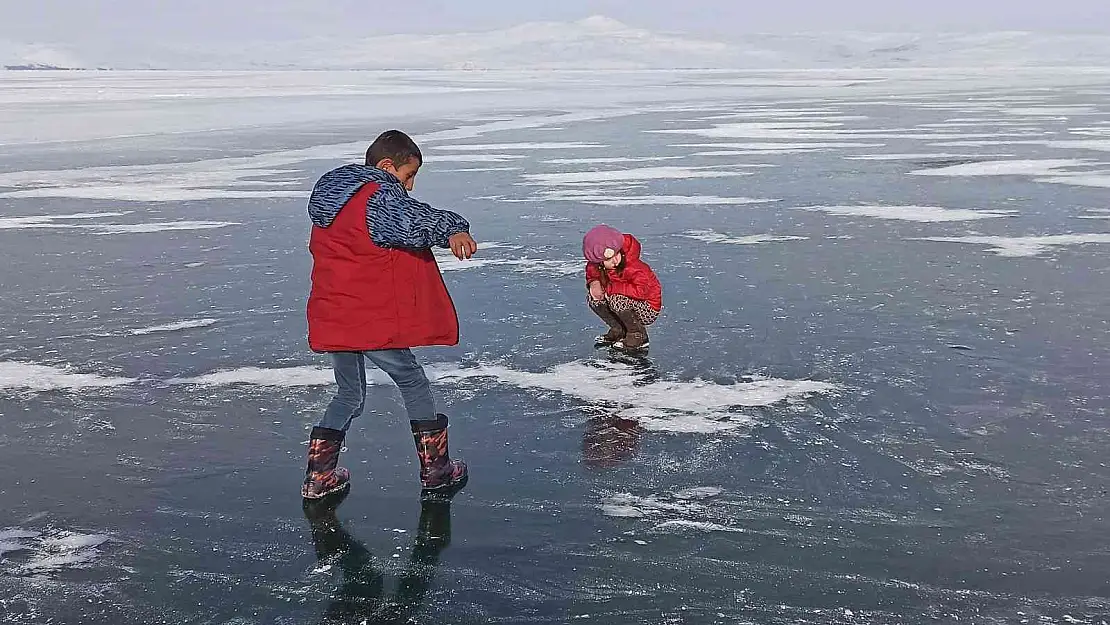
[520,165,753,186]
[681,230,808,245]
[1039,173,1110,188]
[436,142,604,151]
[844,153,1015,161]
[543,156,684,165]
[0,211,131,230]
[909,158,1094,177]
[914,234,1110,257]
[0,141,366,201]
[426,154,527,163]
[438,359,836,433]
[3,530,112,576]
[129,319,219,335]
[0,361,135,393]
[795,205,1018,222]
[544,194,780,207]
[0,212,237,234]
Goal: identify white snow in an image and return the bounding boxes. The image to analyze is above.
[844,153,1015,161]
[674,142,884,150]
[426,154,527,163]
[437,359,837,433]
[168,366,337,387]
[88,221,238,234]
[650,520,746,533]
[520,165,753,186]
[540,194,780,207]
[0,211,131,229]
[795,205,1018,222]
[436,142,604,151]
[0,212,237,233]
[914,234,1110,257]
[129,319,219,335]
[1037,173,1110,188]
[1043,140,1110,152]
[909,158,1094,177]
[0,361,135,392]
[543,156,685,165]
[0,141,365,200]
[681,230,809,245]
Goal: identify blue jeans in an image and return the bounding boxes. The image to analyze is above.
[317,349,437,432]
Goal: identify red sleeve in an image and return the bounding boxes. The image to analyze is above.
[585,262,602,286]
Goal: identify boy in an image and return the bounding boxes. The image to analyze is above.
[302,130,477,501]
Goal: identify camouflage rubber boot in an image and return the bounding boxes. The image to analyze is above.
[590,300,626,346]
[301,427,352,500]
[410,415,468,500]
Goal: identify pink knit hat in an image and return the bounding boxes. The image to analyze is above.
[582,224,625,263]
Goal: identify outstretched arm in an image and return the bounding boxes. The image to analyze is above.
[369,179,470,250]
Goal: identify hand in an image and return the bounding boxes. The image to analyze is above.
[448,232,477,260]
[588,281,604,301]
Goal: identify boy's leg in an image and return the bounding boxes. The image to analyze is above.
[318,352,368,432]
[303,352,365,499]
[363,349,436,422]
[365,348,467,497]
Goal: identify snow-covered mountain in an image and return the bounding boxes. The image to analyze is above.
[6,17,1110,71]
[0,39,85,70]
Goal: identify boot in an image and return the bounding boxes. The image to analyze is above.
[613,308,649,351]
[590,301,626,346]
[301,427,352,500]
[411,415,468,500]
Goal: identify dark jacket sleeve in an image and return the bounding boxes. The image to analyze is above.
[368,179,470,249]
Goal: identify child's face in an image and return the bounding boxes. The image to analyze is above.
[376,157,421,191]
[602,252,623,270]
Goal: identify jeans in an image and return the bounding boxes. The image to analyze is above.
[317,349,437,432]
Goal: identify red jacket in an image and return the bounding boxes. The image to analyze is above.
[307,183,459,352]
[585,234,663,311]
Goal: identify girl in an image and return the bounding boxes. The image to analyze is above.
[582,224,663,351]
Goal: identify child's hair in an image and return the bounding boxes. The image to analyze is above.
[365,130,423,168]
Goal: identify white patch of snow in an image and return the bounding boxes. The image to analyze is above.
[437,360,836,433]
[520,165,752,186]
[795,205,1018,222]
[436,142,605,151]
[909,158,1094,177]
[129,319,219,335]
[0,361,135,392]
[914,234,1110,257]
[681,230,808,245]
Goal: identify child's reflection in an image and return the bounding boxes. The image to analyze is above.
[303,493,452,624]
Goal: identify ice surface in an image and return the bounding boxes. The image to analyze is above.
[914,234,1110,257]
[795,205,1018,222]
[0,361,135,392]
[681,230,808,245]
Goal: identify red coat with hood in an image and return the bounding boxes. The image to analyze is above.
[585,234,663,311]
[306,164,469,352]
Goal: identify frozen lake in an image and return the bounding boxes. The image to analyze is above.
[2,68,1110,624]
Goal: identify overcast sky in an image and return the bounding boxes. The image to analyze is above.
[3,0,1109,44]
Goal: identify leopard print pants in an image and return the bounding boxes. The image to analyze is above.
[588,294,659,326]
